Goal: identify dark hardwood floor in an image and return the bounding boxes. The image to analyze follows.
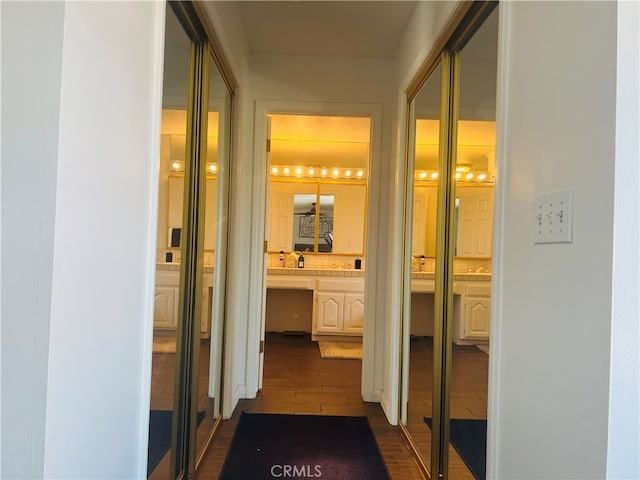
[195,333,425,480]
[149,333,489,479]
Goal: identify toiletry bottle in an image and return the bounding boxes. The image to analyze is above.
[279,251,285,267]
[298,253,305,268]
[355,258,362,270]
[420,255,426,272]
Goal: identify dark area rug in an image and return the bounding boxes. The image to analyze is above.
[147,410,204,476]
[424,417,487,480]
[220,412,391,480]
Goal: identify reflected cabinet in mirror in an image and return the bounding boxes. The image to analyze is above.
[267,114,370,255]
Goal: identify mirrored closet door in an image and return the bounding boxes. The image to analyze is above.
[148,2,235,478]
[400,3,497,479]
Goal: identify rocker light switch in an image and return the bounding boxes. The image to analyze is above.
[534,189,573,244]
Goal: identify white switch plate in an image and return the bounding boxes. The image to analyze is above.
[534,189,573,244]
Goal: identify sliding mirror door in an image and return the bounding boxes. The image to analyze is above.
[189,47,233,472]
[400,61,443,475]
[400,3,497,479]
[448,7,497,480]
[148,5,192,478]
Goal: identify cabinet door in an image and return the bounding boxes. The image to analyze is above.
[343,294,364,334]
[154,286,177,329]
[464,295,490,339]
[316,292,344,333]
[268,191,293,252]
[457,192,493,257]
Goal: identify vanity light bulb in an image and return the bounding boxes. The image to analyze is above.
[419,172,427,179]
[271,167,279,174]
[172,162,180,170]
[210,164,217,172]
[455,172,462,179]
[308,168,315,175]
[466,173,474,179]
[357,170,364,177]
[478,173,487,180]
[332,169,339,177]
[345,169,352,177]
[283,167,290,174]
[295,167,303,175]
[431,172,439,179]
[321,169,328,176]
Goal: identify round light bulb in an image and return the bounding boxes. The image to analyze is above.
[210,164,217,172]
[321,169,328,176]
[308,168,315,175]
[466,173,474,179]
[431,172,439,179]
[271,167,279,174]
[295,167,302,175]
[419,172,427,179]
[345,169,352,177]
[283,167,290,174]
[172,162,180,170]
[332,169,339,177]
[455,172,462,179]
[357,170,364,177]
[478,173,487,180]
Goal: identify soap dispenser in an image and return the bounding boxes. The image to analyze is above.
[279,251,285,267]
[420,255,426,272]
[298,253,305,268]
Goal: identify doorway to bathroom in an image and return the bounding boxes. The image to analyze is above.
[259,112,372,409]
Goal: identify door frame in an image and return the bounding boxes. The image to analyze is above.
[245,100,383,402]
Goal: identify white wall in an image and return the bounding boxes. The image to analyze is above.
[3,2,165,478]
[607,2,640,478]
[491,2,618,478]
[1,2,65,477]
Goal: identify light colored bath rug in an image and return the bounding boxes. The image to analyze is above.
[318,341,362,359]
[153,336,176,353]
[475,344,489,354]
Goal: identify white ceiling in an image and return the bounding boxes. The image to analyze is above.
[234,1,419,58]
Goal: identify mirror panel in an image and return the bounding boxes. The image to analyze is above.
[149,4,190,478]
[448,6,497,479]
[268,114,370,256]
[401,61,442,474]
[191,49,233,469]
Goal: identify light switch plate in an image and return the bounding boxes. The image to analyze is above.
[534,189,573,244]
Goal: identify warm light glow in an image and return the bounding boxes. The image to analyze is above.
[283,167,290,174]
[172,162,180,170]
[271,167,279,174]
[478,173,487,180]
[332,169,339,176]
[308,168,315,175]
[455,172,462,179]
[295,167,303,175]
[466,173,474,179]
[456,166,470,173]
[419,172,427,179]
[357,170,364,177]
[431,172,439,179]
[209,164,217,173]
[321,168,328,176]
[345,169,352,177]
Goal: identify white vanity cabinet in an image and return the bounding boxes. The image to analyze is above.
[314,279,364,336]
[154,270,180,329]
[460,282,491,340]
[154,266,212,336]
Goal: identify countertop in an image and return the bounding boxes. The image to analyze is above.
[156,264,490,281]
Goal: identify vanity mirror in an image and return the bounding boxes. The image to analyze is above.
[267,113,370,256]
